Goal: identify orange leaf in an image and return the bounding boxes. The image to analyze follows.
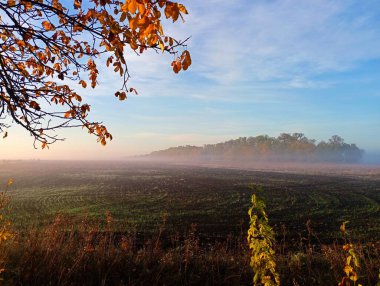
[129,39,138,50]
[42,21,54,31]
[29,101,41,110]
[182,50,191,70]
[129,17,138,30]
[138,3,146,14]
[79,80,87,88]
[120,2,128,12]
[119,91,127,100]
[128,0,137,14]
[74,0,81,9]
[42,142,49,149]
[172,60,181,73]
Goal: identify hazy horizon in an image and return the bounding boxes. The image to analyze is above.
[2,129,380,161]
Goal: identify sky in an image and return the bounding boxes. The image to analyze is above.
[2,0,380,160]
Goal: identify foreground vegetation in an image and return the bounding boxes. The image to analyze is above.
[1,211,379,285]
[0,161,379,285]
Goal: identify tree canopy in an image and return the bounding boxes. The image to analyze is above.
[148,134,364,164]
[0,0,191,148]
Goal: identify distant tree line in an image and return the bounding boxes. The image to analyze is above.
[148,133,364,163]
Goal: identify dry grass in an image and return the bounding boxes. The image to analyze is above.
[2,214,251,286]
[0,213,378,286]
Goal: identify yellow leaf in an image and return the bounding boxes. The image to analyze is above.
[178,4,188,14]
[340,221,349,233]
[158,41,165,52]
[7,178,13,187]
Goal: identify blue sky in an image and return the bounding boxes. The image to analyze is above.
[2,0,380,160]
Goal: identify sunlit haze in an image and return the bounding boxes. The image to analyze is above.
[2,0,380,160]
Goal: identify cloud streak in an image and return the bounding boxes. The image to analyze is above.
[92,0,380,101]
[186,0,380,85]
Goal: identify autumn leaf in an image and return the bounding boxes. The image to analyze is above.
[172,60,181,73]
[6,178,13,187]
[129,88,138,95]
[182,50,191,70]
[178,4,188,14]
[79,80,87,88]
[129,17,138,30]
[128,0,137,14]
[120,12,127,22]
[42,21,55,31]
[29,101,41,110]
[64,111,72,118]
[74,0,81,9]
[119,91,127,100]
[130,39,138,50]
[158,41,165,52]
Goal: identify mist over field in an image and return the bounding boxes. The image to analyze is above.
[362,152,380,165]
[142,133,368,166]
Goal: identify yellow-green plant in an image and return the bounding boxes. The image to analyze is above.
[338,221,362,286]
[247,186,280,286]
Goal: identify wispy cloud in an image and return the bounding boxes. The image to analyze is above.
[91,0,380,102]
[186,0,380,86]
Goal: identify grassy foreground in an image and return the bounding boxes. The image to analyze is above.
[1,213,379,285]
